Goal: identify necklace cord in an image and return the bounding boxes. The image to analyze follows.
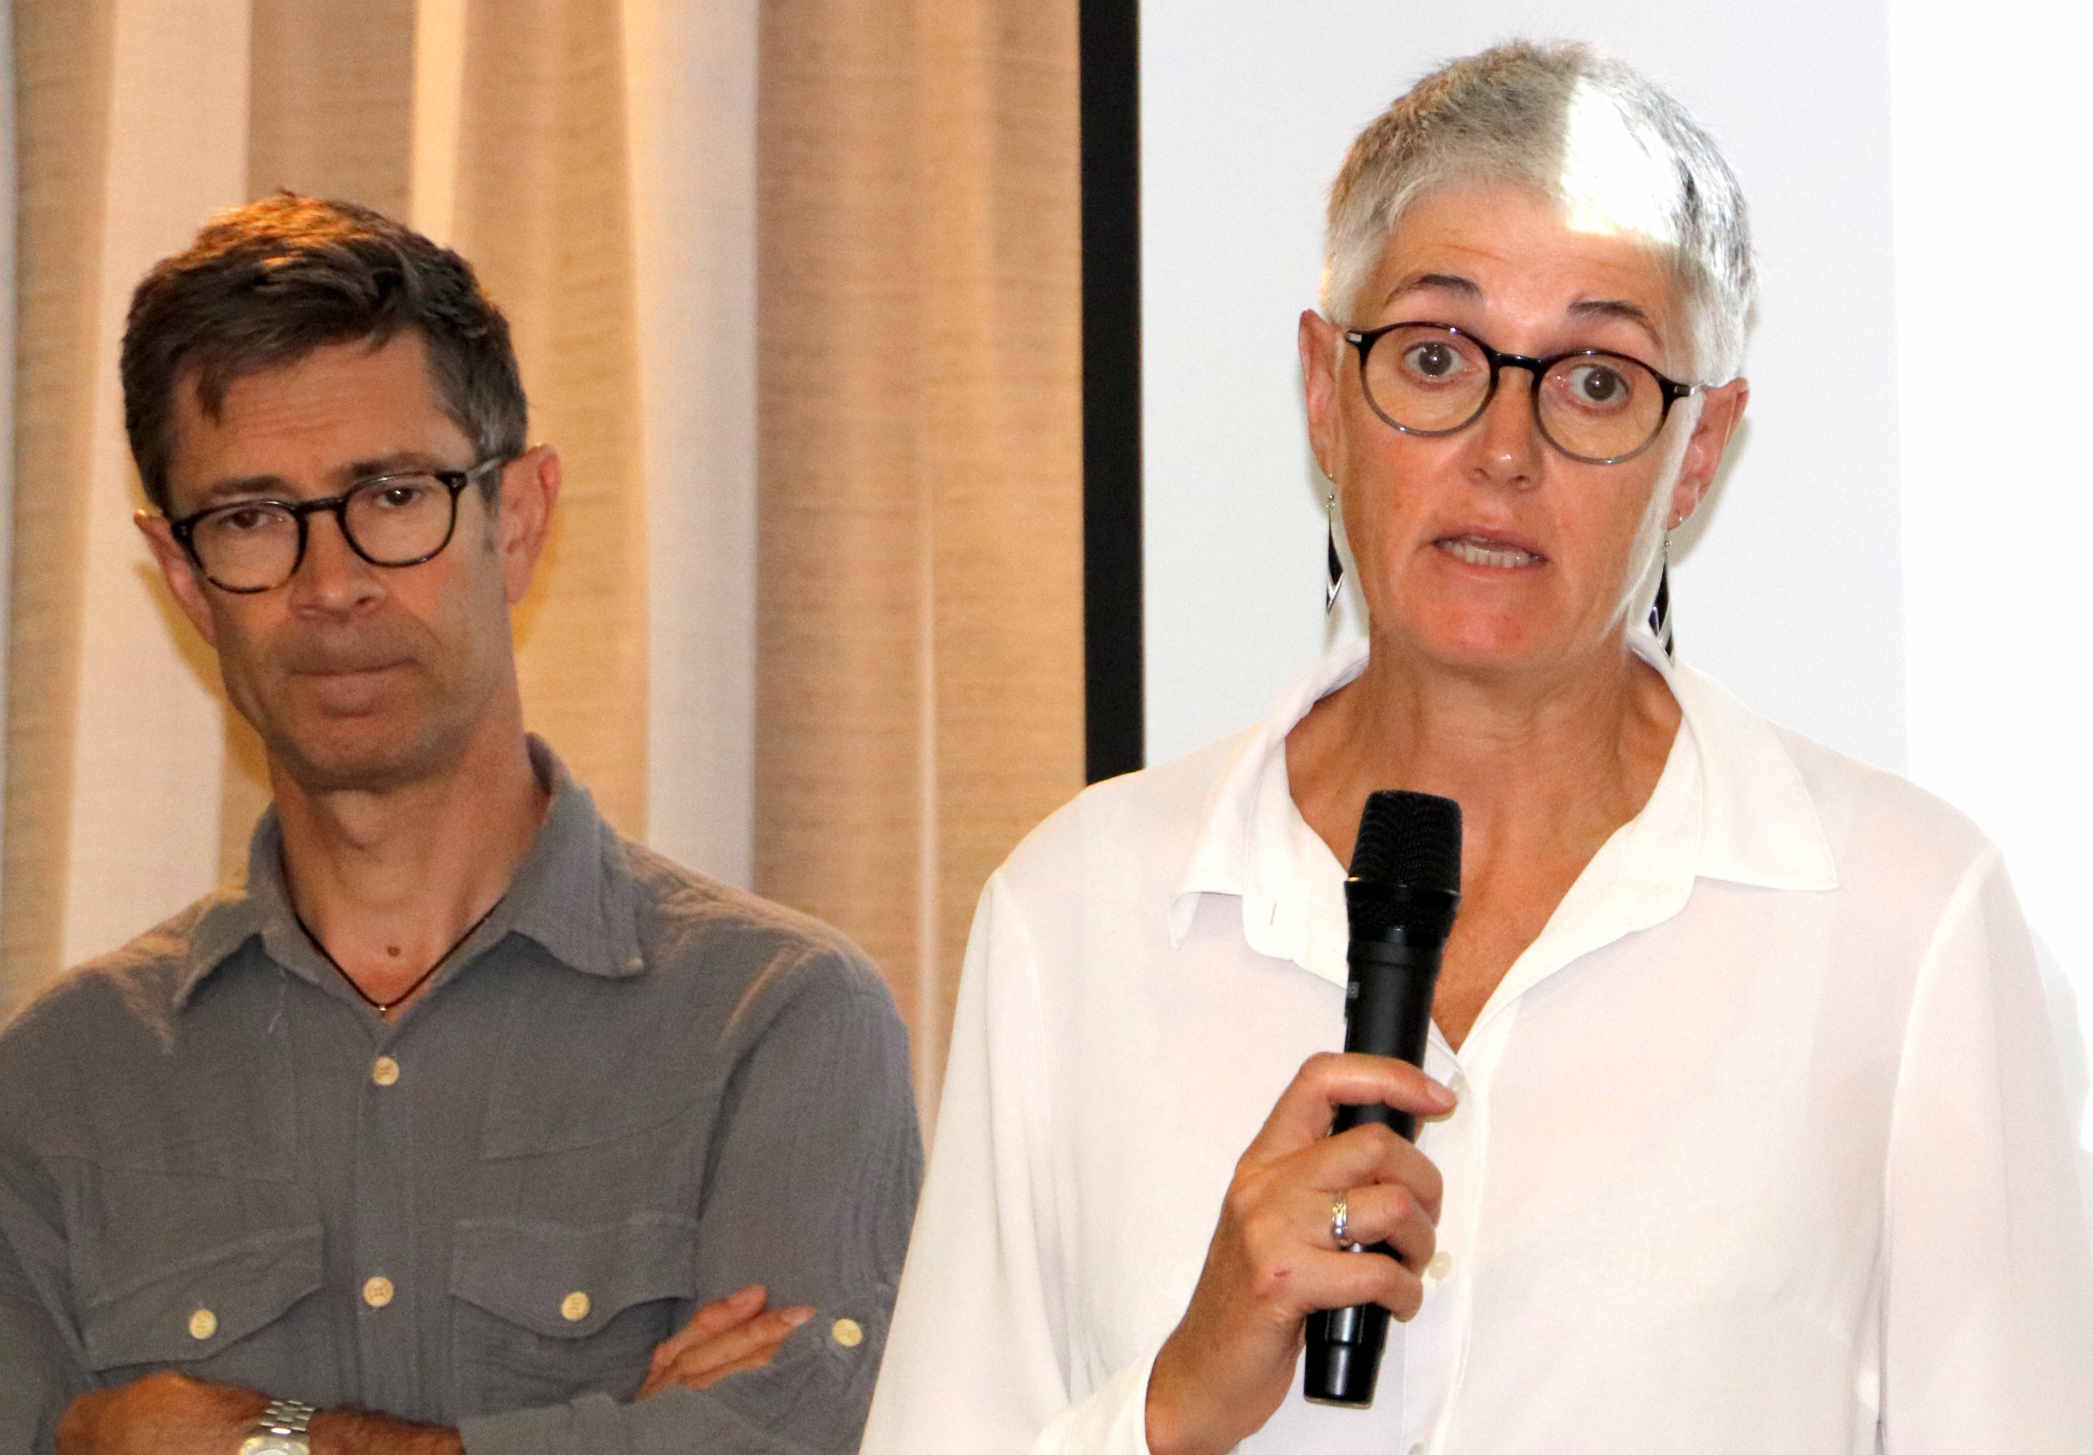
[295,895,505,1014]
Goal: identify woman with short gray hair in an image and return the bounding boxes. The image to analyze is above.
[866,40,2091,1453]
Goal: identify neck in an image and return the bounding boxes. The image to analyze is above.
[270,704,549,1016]
[1287,630,1679,876]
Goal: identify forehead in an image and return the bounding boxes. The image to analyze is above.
[165,330,467,509]
[1367,182,1685,351]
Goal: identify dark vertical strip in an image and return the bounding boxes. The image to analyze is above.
[1079,0,1143,782]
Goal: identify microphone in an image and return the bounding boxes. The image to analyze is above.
[1302,789,1462,1408]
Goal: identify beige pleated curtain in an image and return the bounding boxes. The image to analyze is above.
[0,0,1083,1120]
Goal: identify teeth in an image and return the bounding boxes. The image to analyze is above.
[1438,537,1539,568]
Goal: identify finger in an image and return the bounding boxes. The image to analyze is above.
[1244,1052,1455,1162]
[1307,1241,1430,1323]
[1315,1180,1437,1271]
[1274,1118,1444,1220]
[668,1343,790,1392]
[650,1285,766,1374]
[643,1308,810,1397]
[661,1305,814,1385]
[639,1307,792,1403]
[649,1284,767,1371]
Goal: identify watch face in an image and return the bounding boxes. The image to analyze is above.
[238,1436,310,1455]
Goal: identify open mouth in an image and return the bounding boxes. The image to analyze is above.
[1435,535,1543,568]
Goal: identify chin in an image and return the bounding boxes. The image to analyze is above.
[1397,611,1552,670]
[268,721,459,796]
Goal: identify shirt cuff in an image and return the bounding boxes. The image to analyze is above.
[1034,1340,1164,1455]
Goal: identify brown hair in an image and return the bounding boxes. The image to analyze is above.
[121,194,527,513]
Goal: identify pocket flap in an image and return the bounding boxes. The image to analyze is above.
[452,1213,696,1339]
[79,1223,322,1370]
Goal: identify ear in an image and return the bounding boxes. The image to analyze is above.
[495,444,561,604]
[134,511,219,648]
[1298,309,1344,480]
[1667,376,1748,528]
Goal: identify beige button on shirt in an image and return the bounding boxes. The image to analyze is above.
[0,739,924,1455]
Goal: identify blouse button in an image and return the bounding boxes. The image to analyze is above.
[830,1317,863,1348]
[561,1290,591,1323]
[362,1275,395,1309]
[1425,1250,1454,1282]
[371,1056,400,1087]
[187,1307,217,1340]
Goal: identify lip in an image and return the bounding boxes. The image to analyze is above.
[287,659,412,718]
[1429,527,1548,568]
[292,660,408,679]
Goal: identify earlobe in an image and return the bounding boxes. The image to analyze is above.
[1672,377,1748,524]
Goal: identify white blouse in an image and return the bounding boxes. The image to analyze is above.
[864,636,2093,1454]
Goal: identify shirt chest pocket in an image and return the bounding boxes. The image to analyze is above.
[68,1164,327,1393]
[449,1211,698,1418]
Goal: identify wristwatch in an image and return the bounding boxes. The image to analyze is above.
[238,1398,315,1454]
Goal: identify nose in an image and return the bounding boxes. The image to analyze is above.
[1466,367,1546,488]
[287,507,384,613]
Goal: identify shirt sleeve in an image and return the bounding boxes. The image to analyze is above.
[862,874,1159,1455]
[0,1142,91,1455]
[460,950,923,1455]
[1880,846,2093,1452]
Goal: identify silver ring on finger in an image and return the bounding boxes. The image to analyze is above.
[1330,1193,1353,1250]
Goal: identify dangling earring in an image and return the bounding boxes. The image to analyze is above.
[1324,490,1343,613]
[1648,531,1676,660]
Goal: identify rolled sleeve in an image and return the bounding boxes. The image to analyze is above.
[0,1083,93,1455]
[0,1199,87,1455]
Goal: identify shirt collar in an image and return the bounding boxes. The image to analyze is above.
[174,736,645,1010]
[1168,629,1838,981]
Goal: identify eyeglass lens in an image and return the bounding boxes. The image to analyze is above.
[189,474,457,590]
[1361,324,1669,462]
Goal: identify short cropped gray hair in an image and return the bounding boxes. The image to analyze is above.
[1322,41,1756,381]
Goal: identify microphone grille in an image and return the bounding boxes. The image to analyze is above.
[1349,790,1462,893]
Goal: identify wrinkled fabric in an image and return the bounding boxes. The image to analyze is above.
[0,739,921,1455]
[866,635,2093,1454]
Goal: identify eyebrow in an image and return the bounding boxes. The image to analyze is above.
[1566,297,1663,347]
[188,452,455,506]
[1378,275,1665,350]
[1380,272,1482,309]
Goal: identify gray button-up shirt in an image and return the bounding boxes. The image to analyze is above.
[0,740,922,1453]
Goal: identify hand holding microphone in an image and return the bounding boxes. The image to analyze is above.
[1304,789,1462,1406]
[1144,791,1461,1453]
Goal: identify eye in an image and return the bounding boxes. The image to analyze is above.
[1400,339,1467,382]
[208,503,288,534]
[361,475,440,510]
[1561,359,1635,408]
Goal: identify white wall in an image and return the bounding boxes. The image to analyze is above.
[1140,0,2090,1183]
[1886,1,2093,1176]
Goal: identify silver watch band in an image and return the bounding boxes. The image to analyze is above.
[255,1399,316,1434]
[239,1396,318,1453]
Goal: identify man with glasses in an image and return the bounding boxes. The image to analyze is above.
[0,196,920,1455]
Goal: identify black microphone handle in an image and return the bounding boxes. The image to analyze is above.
[1302,936,1442,1408]
[1333,937,1440,1137]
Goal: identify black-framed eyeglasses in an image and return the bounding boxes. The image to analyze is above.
[1342,321,1699,465]
[168,457,508,593]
